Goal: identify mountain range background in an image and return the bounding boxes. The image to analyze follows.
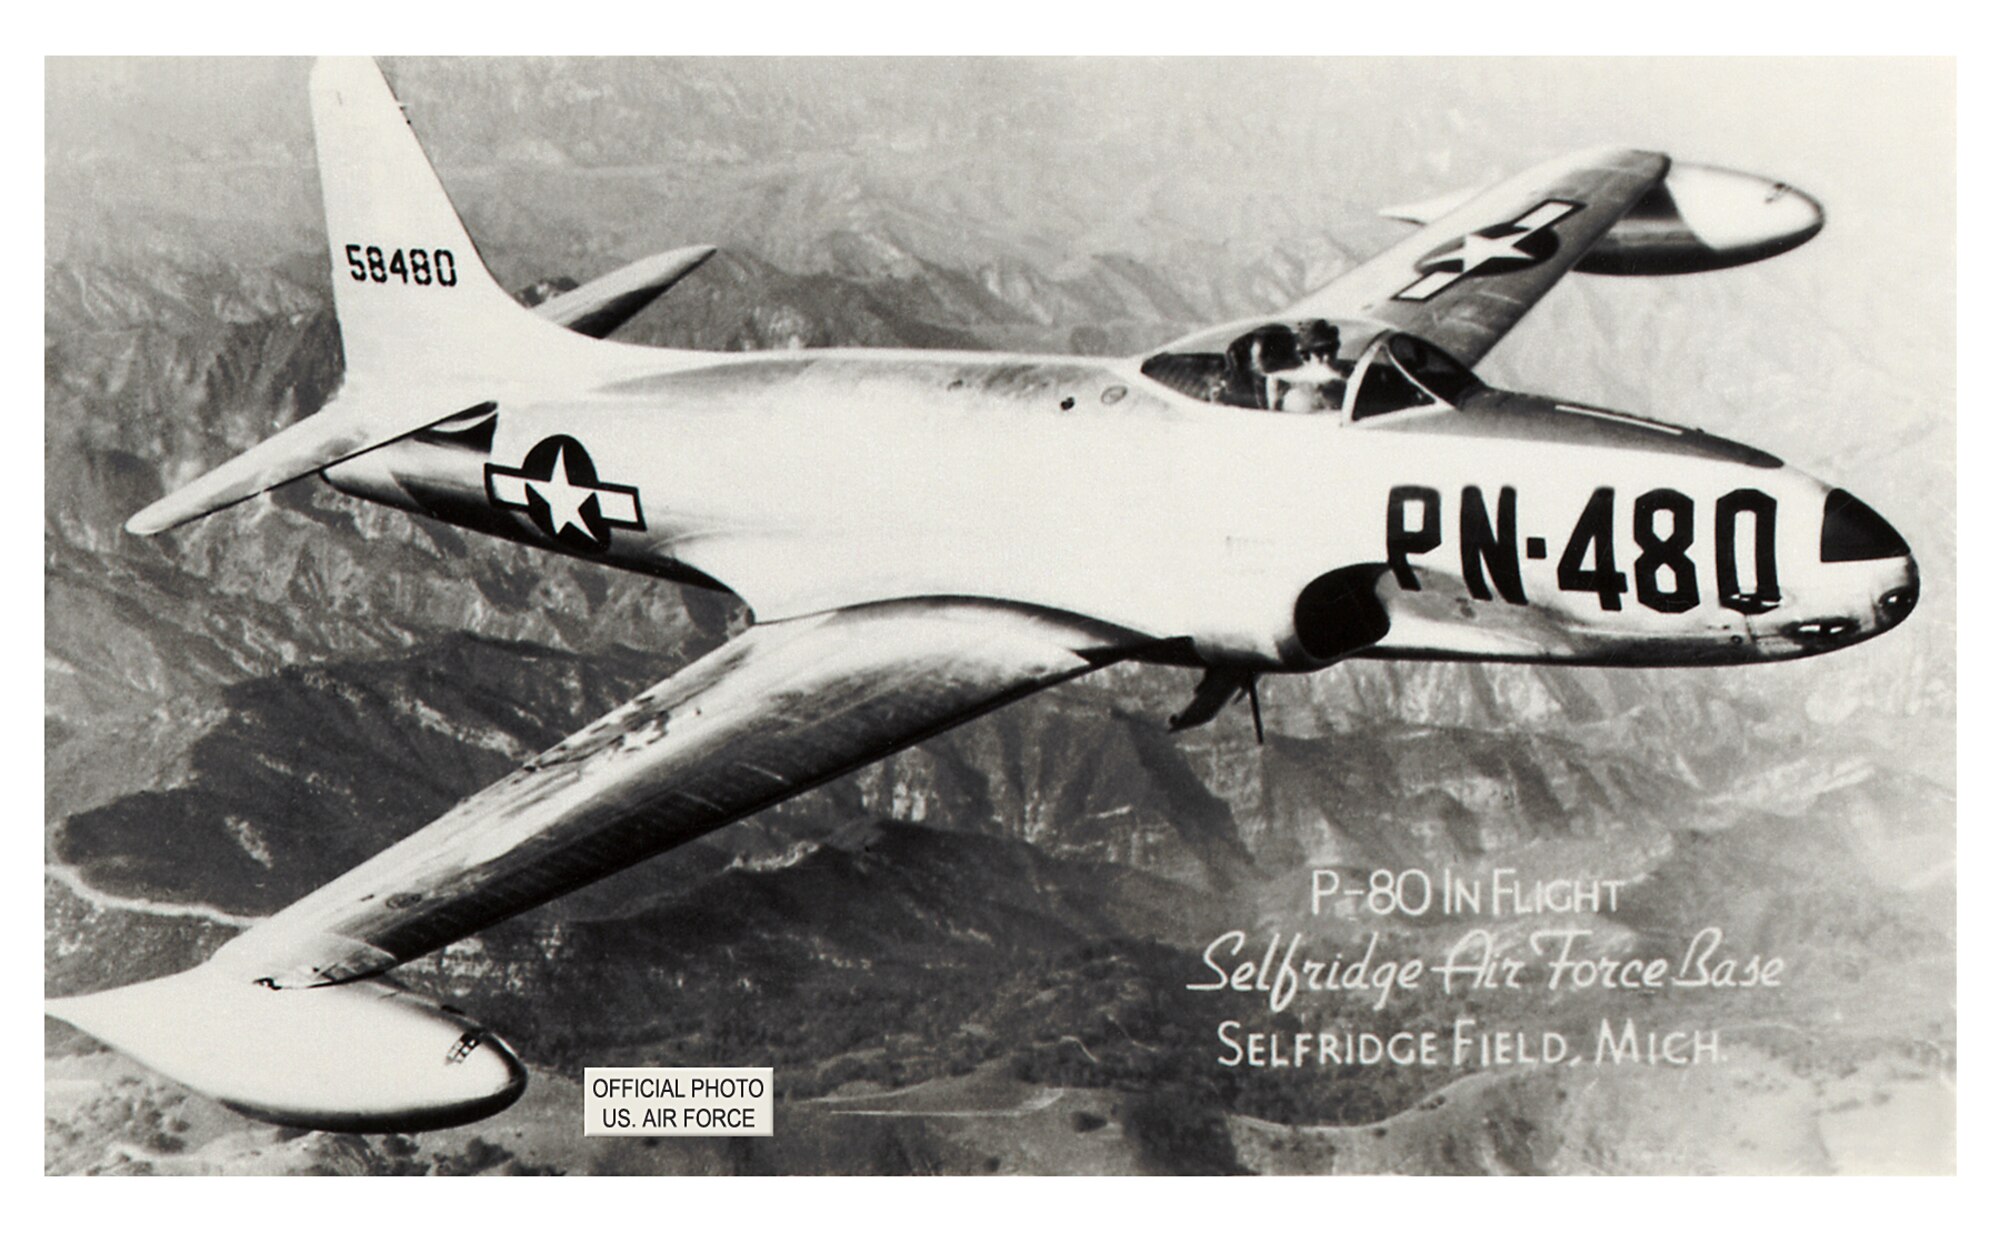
[44,56,1954,1175]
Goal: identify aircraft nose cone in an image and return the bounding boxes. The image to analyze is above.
[1821,489,1909,563]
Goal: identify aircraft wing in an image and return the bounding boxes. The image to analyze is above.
[205,601,1135,989]
[1285,147,1670,366]
[48,600,1135,1128]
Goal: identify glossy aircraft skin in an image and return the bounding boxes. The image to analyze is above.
[327,343,1917,674]
[47,57,1917,1133]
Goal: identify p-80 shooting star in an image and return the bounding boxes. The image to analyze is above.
[49,58,1917,1132]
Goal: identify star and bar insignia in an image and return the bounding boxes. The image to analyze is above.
[1396,199,1583,303]
[485,435,644,553]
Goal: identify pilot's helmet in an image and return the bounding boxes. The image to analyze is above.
[1298,318,1340,357]
[1247,324,1301,371]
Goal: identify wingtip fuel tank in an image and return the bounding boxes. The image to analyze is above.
[47,965,527,1132]
[1574,161,1824,275]
[1384,159,1824,277]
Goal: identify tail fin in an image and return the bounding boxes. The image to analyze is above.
[127,57,609,536]
[312,56,564,376]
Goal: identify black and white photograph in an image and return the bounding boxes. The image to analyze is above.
[43,53,1955,1176]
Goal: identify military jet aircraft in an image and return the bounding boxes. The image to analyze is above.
[48,58,1918,1132]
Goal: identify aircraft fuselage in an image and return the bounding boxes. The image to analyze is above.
[325,348,1917,673]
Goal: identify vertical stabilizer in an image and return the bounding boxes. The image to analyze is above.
[311,56,577,379]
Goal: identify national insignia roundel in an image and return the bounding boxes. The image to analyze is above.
[1395,199,1583,303]
[484,435,645,553]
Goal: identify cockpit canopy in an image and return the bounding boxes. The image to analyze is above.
[1139,318,1482,420]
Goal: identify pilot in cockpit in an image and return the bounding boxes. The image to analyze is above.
[1224,325,1297,409]
[1267,319,1344,412]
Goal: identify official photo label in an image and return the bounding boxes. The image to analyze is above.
[584,1067,774,1137]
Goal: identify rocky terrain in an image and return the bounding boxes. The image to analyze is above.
[45,57,1953,1175]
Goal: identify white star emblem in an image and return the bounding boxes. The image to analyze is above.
[485,435,646,551]
[527,443,594,537]
[1434,226,1539,277]
[1395,199,1582,302]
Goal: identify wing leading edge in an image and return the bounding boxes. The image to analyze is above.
[206,601,1138,989]
[1287,147,1670,366]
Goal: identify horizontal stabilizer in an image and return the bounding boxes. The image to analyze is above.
[47,964,525,1131]
[125,396,481,536]
[536,244,717,338]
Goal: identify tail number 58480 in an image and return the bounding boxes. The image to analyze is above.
[343,244,457,287]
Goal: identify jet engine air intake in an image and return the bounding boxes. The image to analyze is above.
[1291,565,1392,665]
